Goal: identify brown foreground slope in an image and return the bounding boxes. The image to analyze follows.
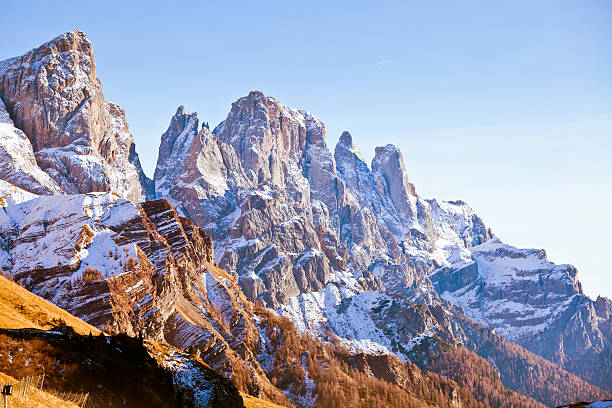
[0,371,79,408]
[0,274,99,335]
[0,328,245,408]
[0,274,247,407]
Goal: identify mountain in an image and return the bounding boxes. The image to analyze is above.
[155,92,491,309]
[0,189,523,406]
[0,274,245,407]
[0,31,610,407]
[0,31,152,200]
[0,190,516,407]
[431,238,612,389]
[152,91,611,399]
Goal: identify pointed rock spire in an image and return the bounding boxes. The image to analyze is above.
[339,130,353,147]
[153,106,199,197]
[372,143,416,201]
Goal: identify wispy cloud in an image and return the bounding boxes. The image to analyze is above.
[366,59,390,69]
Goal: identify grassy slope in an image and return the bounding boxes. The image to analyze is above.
[0,275,94,407]
[0,274,280,407]
[240,393,288,408]
[0,372,78,408]
[0,275,99,335]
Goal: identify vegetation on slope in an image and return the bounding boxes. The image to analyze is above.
[423,343,546,408]
[0,274,99,335]
[0,371,78,408]
[240,393,288,408]
[0,328,244,408]
[460,320,611,407]
[248,306,489,408]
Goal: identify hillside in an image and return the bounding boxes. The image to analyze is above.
[0,29,609,408]
[0,328,245,408]
[0,371,78,408]
[0,274,99,335]
[0,275,245,407]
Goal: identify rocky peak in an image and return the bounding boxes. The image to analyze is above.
[594,296,612,320]
[154,105,199,197]
[0,30,148,201]
[336,130,367,161]
[372,144,416,200]
[0,30,97,151]
[213,90,327,188]
[334,131,373,208]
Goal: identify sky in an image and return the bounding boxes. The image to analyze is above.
[1,0,611,298]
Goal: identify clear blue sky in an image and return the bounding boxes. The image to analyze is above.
[1,1,611,298]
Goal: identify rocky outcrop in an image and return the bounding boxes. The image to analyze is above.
[0,31,148,200]
[154,92,489,312]
[431,238,612,390]
[154,106,199,198]
[151,91,609,397]
[0,99,61,195]
[0,192,290,404]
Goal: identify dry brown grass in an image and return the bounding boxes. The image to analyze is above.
[240,393,287,408]
[0,371,78,408]
[0,275,100,335]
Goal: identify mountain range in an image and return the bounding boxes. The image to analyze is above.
[0,30,609,407]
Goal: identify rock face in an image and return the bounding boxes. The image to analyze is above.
[1,32,610,404]
[153,91,610,393]
[156,92,491,311]
[153,91,492,318]
[0,31,150,200]
[431,238,612,388]
[0,192,289,404]
[0,192,605,407]
[0,99,61,195]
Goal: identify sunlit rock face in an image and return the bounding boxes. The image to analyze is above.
[152,91,494,345]
[154,90,609,391]
[0,30,150,200]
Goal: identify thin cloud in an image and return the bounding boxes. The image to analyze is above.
[366,59,390,69]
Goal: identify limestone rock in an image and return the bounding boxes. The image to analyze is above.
[0,31,148,200]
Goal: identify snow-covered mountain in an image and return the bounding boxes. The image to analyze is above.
[432,238,611,386]
[0,31,609,406]
[153,90,611,391]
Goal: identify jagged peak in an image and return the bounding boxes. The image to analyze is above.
[373,143,401,162]
[167,105,199,135]
[175,105,186,116]
[371,143,417,199]
[339,131,354,147]
[215,90,325,149]
[0,30,91,66]
[223,90,321,125]
[335,131,367,164]
[372,144,405,174]
[23,30,92,65]
[41,30,91,51]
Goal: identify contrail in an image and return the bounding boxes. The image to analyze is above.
[366,59,390,68]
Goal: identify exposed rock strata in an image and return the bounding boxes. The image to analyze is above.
[153,91,610,393]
